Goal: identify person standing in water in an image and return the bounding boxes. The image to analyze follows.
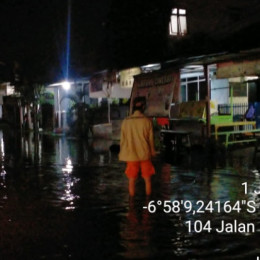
[119,96,156,196]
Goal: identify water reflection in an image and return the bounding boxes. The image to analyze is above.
[0,130,85,211]
[42,138,83,211]
[60,156,80,211]
[0,131,6,177]
[0,131,7,209]
[0,128,259,259]
[120,198,153,259]
[62,157,73,173]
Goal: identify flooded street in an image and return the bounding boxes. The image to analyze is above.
[0,129,259,260]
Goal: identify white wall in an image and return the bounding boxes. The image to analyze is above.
[211,78,229,105]
[89,83,132,99]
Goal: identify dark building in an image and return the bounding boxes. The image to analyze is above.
[105,0,260,70]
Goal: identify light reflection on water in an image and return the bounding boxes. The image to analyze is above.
[0,129,259,259]
[60,157,80,211]
[0,131,7,210]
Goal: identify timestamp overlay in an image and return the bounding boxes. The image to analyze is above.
[143,182,259,234]
[142,180,260,258]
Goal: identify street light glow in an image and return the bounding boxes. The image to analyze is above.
[61,81,71,90]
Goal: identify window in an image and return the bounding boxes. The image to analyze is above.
[188,82,197,101]
[169,8,187,36]
[180,76,206,102]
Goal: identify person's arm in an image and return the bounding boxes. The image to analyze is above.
[120,121,125,147]
[148,123,156,157]
[118,121,126,160]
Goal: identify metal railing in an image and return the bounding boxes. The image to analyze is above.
[218,103,253,130]
[218,103,248,119]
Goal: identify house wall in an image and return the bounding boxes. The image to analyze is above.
[89,83,132,99]
[172,0,260,37]
[211,79,229,105]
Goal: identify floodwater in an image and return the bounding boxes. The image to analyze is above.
[0,128,259,260]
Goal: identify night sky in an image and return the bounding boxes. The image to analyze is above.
[0,0,111,82]
[1,0,260,83]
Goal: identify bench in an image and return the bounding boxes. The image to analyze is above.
[168,101,259,148]
[213,128,260,147]
[212,121,256,141]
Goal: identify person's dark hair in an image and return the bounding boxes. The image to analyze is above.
[133,96,146,112]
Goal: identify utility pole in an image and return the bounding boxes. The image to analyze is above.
[204,64,211,138]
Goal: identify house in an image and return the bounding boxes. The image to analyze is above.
[45,78,97,132]
[89,0,259,144]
